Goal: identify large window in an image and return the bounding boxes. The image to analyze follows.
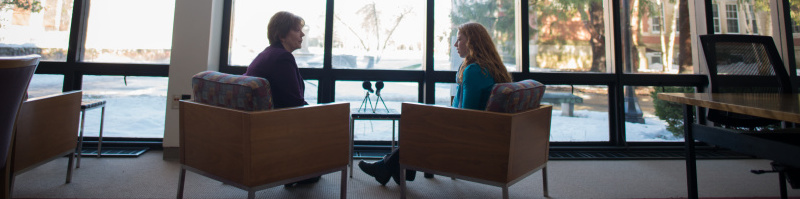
[528,0,604,73]
[228,0,326,68]
[83,0,174,64]
[81,75,167,138]
[0,0,73,61]
[626,86,694,142]
[27,74,65,98]
[435,0,517,72]
[19,0,797,147]
[332,0,425,70]
[624,0,694,74]
[545,85,610,142]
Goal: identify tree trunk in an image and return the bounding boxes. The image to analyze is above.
[677,0,692,74]
[630,0,641,72]
[588,0,606,72]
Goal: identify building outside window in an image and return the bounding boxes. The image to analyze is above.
[748,5,758,34]
[712,4,721,33]
[83,0,174,64]
[651,16,661,34]
[726,4,739,33]
[0,0,73,61]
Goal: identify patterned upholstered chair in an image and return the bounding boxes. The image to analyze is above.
[177,71,350,199]
[398,79,551,199]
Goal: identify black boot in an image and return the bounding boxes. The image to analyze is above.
[283,176,321,188]
[424,172,434,178]
[390,167,417,185]
[359,160,391,186]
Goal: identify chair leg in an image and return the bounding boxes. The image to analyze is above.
[542,166,549,197]
[247,190,255,199]
[66,152,74,183]
[1,165,9,199]
[400,168,407,199]
[77,109,86,168]
[176,168,185,199]
[340,168,347,199]
[779,171,788,199]
[502,186,509,199]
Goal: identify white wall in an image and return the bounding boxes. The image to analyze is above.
[163,0,223,155]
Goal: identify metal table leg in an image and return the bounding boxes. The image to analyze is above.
[97,106,105,157]
[77,109,86,168]
[350,117,354,178]
[684,104,698,199]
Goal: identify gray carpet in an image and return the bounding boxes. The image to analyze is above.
[9,150,800,199]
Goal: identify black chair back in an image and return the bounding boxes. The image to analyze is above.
[700,34,793,94]
[699,34,794,128]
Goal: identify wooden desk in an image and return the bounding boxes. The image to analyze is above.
[657,93,800,199]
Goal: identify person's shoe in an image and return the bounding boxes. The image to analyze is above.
[359,160,391,186]
[283,176,321,188]
[406,170,416,181]
[297,176,321,184]
[392,169,417,185]
[424,172,434,178]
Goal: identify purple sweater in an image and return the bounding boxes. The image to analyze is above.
[243,43,307,108]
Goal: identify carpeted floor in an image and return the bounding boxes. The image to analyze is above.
[9,150,800,199]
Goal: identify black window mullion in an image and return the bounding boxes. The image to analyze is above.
[63,0,91,92]
[780,0,797,78]
[321,0,336,103]
[612,0,625,147]
[218,0,233,74]
[423,0,435,104]
[520,0,529,74]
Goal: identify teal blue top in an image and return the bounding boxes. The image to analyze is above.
[452,63,496,110]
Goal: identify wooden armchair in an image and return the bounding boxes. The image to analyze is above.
[399,80,552,199]
[10,91,82,189]
[177,71,350,199]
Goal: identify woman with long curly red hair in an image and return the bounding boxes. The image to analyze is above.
[358,22,512,186]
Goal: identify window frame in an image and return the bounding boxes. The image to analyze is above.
[18,0,797,149]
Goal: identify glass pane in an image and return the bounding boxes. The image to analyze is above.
[0,0,73,61]
[337,81,417,141]
[304,79,318,104]
[82,0,174,64]
[624,0,694,74]
[435,83,457,106]
[435,0,517,71]
[333,0,425,70]
[27,74,64,98]
[790,0,800,75]
[82,75,167,138]
[528,0,606,72]
[546,85,609,142]
[228,0,326,68]
[715,0,770,36]
[625,86,693,142]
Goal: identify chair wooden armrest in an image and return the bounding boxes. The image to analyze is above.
[12,91,81,179]
[179,101,350,187]
[399,102,552,185]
